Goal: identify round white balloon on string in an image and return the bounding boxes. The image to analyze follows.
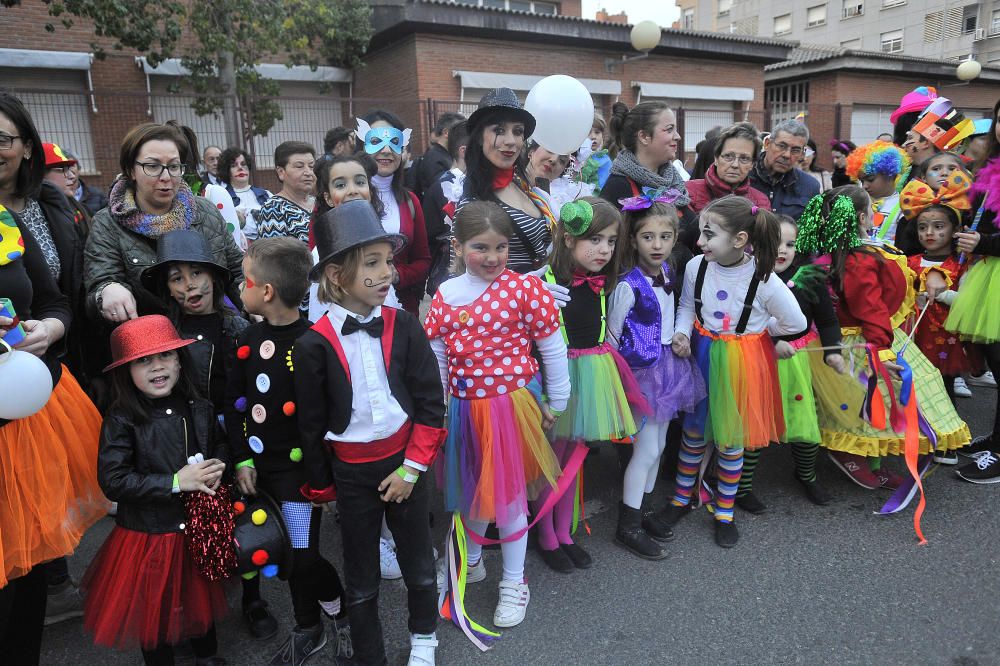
[525,75,595,156]
[0,339,53,420]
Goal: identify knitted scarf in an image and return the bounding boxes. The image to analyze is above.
[109,177,196,239]
[704,164,754,200]
[610,149,690,207]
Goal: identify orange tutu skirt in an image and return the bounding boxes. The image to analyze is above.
[0,366,108,587]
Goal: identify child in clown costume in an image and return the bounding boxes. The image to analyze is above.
[845,140,911,244]
[798,185,970,490]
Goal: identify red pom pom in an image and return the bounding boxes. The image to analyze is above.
[217,202,225,209]
[233,501,246,515]
[283,401,296,416]
[182,485,238,581]
[237,345,251,360]
[252,549,269,566]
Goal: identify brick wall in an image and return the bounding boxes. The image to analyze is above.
[559,0,582,18]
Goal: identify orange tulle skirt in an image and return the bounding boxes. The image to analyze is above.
[0,366,108,587]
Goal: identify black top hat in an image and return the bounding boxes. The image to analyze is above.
[140,229,232,292]
[232,491,294,580]
[310,199,407,282]
[466,88,536,137]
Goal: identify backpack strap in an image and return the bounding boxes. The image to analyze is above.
[735,273,762,335]
[693,257,708,325]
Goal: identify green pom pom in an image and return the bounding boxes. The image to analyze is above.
[289,447,303,463]
[242,571,258,580]
[795,194,862,255]
[560,200,594,236]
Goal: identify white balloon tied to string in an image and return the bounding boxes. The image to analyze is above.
[0,338,53,420]
[525,75,595,156]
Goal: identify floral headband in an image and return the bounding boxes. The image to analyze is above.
[900,171,972,221]
[618,186,682,211]
[796,193,862,254]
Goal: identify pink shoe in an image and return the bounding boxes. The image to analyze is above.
[827,451,880,490]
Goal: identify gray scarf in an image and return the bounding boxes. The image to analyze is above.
[610,149,691,207]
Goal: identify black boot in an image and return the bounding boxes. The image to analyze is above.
[735,491,768,514]
[798,477,833,505]
[641,495,676,542]
[615,503,668,560]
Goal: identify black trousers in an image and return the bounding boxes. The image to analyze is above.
[332,451,437,666]
[0,565,47,666]
[140,625,217,666]
[980,343,1000,441]
[287,506,344,628]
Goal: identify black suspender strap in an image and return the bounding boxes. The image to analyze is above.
[735,274,761,335]
[693,257,708,325]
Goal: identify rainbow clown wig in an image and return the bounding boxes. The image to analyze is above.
[845,141,911,191]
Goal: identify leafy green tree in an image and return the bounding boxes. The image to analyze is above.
[3,0,372,143]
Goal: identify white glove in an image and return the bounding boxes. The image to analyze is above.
[935,289,959,307]
[528,266,571,308]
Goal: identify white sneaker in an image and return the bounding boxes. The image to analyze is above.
[435,557,486,593]
[493,579,529,628]
[407,633,438,666]
[953,376,973,398]
[967,371,997,388]
[380,538,402,580]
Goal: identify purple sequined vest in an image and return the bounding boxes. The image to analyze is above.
[619,264,671,369]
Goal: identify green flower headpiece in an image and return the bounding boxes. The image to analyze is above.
[795,194,862,255]
[560,200,594,237]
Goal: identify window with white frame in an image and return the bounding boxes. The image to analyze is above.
[0,67,98,174]
[850,104,895,145]
[718,0,732,16]
[459,0,557,12]
[774,13,792,35]
[963,5,978,34]
[682,8,695,30]
[807,4,827,27]
[765,81,809,125]
[881,0,906,7]
[881,28,903,52]
[842,0,863,19]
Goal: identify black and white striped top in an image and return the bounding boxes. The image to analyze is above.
[457,196,551,274]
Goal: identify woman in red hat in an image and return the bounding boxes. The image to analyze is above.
[81,315,230,666]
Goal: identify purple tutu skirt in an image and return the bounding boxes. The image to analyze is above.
[632,345,706,423]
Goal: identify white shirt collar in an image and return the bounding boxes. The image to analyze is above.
[326,302,382,330]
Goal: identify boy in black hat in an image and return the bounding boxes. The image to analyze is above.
[224,236,351,666]
[294,200,446,666]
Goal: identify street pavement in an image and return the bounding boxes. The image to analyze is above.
[42,387,999,666]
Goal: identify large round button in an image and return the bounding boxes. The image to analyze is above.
[259,340,276,360]
[251,404,267,424]
[256,373,271,393]
[249,436,264,454]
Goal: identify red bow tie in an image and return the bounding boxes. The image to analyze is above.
[571,271,606,294]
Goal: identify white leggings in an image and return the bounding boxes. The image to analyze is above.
[622,419,670,510]
[463,513,529,583]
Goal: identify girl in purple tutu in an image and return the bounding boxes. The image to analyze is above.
[608,192,706,560]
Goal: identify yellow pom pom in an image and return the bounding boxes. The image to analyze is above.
[251,509,267,526]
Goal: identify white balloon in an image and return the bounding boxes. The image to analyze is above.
[0,344,53,420]
[525,75,595,156]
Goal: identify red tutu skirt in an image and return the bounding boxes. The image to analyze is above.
[81,527,229,650]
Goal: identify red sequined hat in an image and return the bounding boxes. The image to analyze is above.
[103,315,195,372]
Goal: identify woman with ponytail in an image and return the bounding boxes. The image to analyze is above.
[652,195,807,548]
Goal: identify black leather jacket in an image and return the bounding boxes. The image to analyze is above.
[98,397,227,534]
[180,311,249,408]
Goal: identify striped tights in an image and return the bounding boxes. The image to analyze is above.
[670,432,744,523]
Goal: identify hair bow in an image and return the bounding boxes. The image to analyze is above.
[618,186,682,211]
[560,200,594,236]
[899,171,972,221]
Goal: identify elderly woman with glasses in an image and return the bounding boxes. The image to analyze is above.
[685,122,771,213]
[84,122,244,323]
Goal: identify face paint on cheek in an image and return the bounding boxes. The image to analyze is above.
[245,277,255,289]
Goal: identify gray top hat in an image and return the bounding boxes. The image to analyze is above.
[310,200,407,282]
[140,229,231,292]
[467,88,536,137]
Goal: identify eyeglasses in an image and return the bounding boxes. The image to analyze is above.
[0,134,22,150]
[47,166,71,175]
[719,153,753,165]
[135,162,185,178]
[772,142,805,156]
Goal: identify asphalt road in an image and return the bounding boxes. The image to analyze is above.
[41,386,998,666]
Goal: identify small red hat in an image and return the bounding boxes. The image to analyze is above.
[103,315,194,372]
[42,143,76,169]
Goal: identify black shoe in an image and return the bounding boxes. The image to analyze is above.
[960,435,994,458]
[656,503,691,529]
[933,449,960,465]
[244,599,279,640]
[956,451,1000,484]
[735,491,768,514]
[269,624,327,666]
[714,521,740,548]
[329,616,354,660]
[615,503,668,561]
[641,502,676,542]
[538,545,574,572]
[560,543,593,569]
[797,478,833,506]
[195,658,227,666]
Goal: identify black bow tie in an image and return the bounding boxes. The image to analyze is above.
[341,315,384,338]
[651,272,671,292]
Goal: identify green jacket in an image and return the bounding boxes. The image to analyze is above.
[84,195,244,318]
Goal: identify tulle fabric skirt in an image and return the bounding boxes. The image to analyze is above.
[81,527,229,650]
[688,322,784,450]
[809,329,970,457]
[0,366,107,588]
[632,344,706,423]
[441,381,561,529]
[549,343,649,445]
[945,256,1000,344]
[777,336,821,445]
